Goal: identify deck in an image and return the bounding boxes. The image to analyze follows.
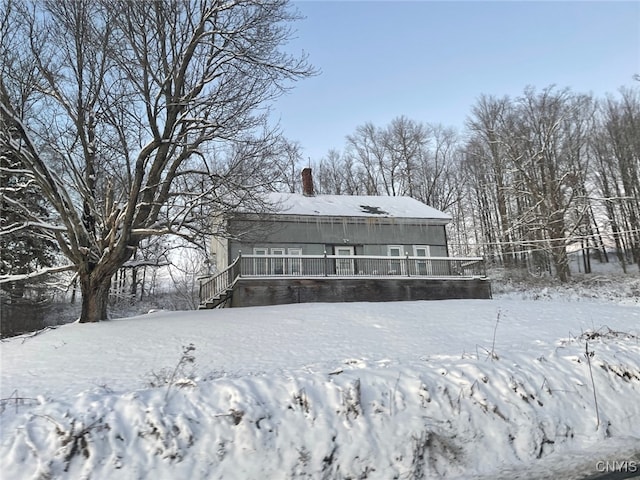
[199,254,491,309]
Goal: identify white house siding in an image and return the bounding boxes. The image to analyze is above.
[210,235,229,273]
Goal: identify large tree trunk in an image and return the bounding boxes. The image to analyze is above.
[547,208,571,282]
[548,222,571,282]
[550,243,571,282]
[79,273,112,323]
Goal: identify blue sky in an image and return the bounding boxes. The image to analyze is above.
[270,1,640,161]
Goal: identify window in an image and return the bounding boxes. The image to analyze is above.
[413,245,432,275]
[335,246,354,275]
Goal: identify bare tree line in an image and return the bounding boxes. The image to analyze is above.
[307,85,640,281]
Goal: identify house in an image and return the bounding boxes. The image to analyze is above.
[200,168,490,308]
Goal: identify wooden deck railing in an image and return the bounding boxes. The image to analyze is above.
[199,253,486,305]
[239,253,486,277]
[198,256,241,307]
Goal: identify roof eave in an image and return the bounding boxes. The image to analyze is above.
[232,212,451,225]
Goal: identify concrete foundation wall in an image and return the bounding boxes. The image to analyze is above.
[229,277,491,308]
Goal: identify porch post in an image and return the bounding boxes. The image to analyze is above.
[405,252,411,277]
[323,251,328,277]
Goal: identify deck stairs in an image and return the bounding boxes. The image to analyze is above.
[198,257,240,309]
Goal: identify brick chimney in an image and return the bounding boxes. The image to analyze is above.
[301,167,315,196]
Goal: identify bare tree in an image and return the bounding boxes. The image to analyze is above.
[490,86,595,281]
[465,95,517,265]
[523,88,593,280]
[166,242,209,310]
[276,139,304,193]
[417,124,462,212]
[0,0,314,322]
[346,123,388,195]
[600,89,640,269]
[464,87,600,280]
[315,149,344,194]
[383,116,428,197]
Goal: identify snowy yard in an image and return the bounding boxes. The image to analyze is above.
[1,275,640,479]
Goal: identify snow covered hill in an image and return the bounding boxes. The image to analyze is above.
[1,287,639,479]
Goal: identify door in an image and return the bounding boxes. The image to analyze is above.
[253,248,268,275]
[335,246,354,275]
[270,248,285,274]
[287,248,302,275]
[387,245,404,275]
[413,245,432,275]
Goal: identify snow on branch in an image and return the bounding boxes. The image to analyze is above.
[0,265,76,284]
[0,221,67,235]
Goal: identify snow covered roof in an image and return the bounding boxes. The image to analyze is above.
[264,192,452,221]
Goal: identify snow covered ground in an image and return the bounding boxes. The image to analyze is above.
[1,272,640,479]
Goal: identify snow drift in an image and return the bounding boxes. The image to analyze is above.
[1,297,639,479]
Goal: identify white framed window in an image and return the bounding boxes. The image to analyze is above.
[413,245,432,275]
[387,245,404,275]
[335,246,354,275]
